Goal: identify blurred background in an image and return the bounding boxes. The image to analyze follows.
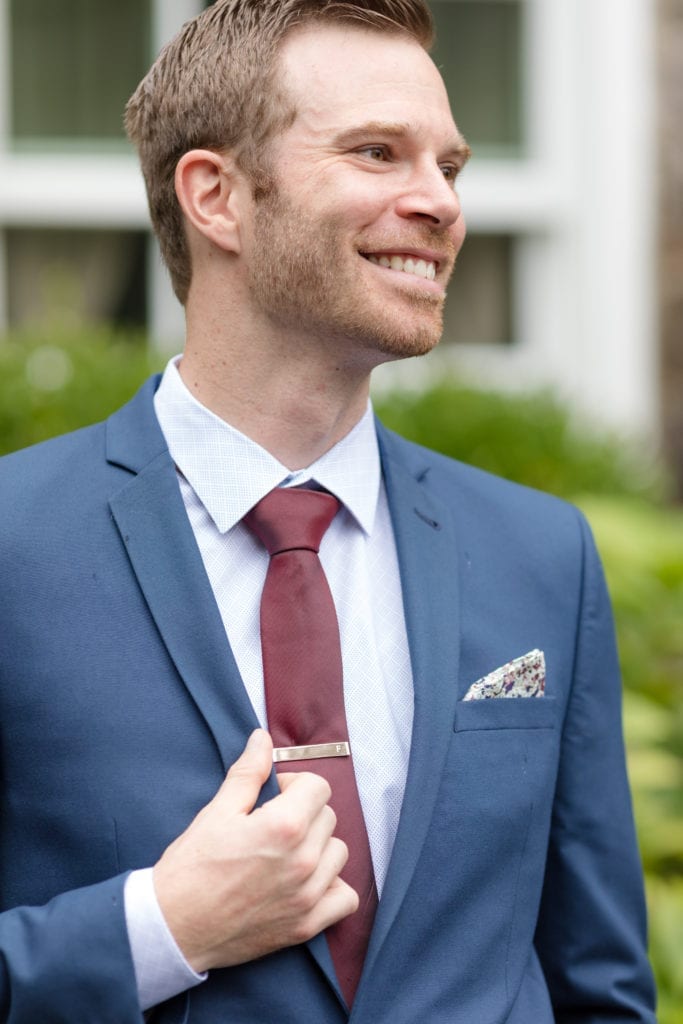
[0,1,680,1018]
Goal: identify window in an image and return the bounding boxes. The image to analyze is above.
[6,229,147,329]
[430,1,525,157]
[9,0,151,146]
[442,234,514,346]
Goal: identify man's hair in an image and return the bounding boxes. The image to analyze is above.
[124,0,434,304]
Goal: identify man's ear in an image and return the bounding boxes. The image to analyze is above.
[175,149,247,255]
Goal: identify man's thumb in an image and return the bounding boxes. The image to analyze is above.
[218,728,273,815]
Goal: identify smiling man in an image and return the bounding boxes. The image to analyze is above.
[0,2,656,1022]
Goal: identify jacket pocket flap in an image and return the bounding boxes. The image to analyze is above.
[453,695,557,733]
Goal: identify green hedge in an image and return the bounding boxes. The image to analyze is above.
[0,329,160,456]
[373,380,665,501]
[1,332,681,1019]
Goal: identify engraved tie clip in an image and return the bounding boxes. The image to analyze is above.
[272,741,351,763]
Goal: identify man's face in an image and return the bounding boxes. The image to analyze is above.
[242,24,469,365]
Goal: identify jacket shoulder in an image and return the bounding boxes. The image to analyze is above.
[0,376,164,537]
[0,421,108,493]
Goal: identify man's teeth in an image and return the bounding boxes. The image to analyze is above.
[366,254,437,281]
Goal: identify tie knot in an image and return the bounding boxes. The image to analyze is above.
[244,487,340,555]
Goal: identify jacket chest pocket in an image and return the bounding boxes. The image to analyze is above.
[434,696,560,846]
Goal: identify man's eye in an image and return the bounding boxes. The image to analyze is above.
[358,146,388,161]
[440,165,459,188]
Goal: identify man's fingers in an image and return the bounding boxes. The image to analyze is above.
[277,771,298,793]
[269,770,333,839]
[299,800,338,861]
[310,875,360,932]
[277,770,330,801]
[211,737,333,827]
[305,834,349,898]
[216,729,274,816]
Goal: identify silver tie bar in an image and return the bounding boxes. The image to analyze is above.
[272,741,350,763]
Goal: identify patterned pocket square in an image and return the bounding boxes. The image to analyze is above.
[463,649,546,700]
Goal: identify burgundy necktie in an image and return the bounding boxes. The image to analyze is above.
[244,486,377,1006]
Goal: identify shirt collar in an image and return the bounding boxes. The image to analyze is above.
[154,357,380,536]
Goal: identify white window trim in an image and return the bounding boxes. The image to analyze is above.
[148,0,201,350]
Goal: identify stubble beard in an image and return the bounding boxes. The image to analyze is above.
[247,185,453,363]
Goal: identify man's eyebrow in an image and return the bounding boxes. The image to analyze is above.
[331,121,471,163]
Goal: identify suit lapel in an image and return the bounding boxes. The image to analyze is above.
[105,379,264,777]
[362,425,462,982]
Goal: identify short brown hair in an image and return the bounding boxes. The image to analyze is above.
[125,0,434,304]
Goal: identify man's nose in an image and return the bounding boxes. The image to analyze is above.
[394,160,462,228]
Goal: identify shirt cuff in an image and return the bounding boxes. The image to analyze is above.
[124,867,207,1012]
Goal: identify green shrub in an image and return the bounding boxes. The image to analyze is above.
[646,876,683,1023]
[0,328,161,456]
[374,380,664,501]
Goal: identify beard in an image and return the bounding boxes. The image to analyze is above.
[246,183,455,363]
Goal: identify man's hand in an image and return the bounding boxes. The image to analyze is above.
[153,729,358,973]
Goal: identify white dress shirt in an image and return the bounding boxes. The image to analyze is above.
[125,357,414,1009]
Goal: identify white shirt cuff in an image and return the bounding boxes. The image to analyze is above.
[124,867,207,1012]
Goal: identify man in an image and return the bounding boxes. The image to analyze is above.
[0,1,656,1021]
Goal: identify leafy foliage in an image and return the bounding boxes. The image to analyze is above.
[374,380,665,501]
[0,328,161,456]
[646,877,683,1024]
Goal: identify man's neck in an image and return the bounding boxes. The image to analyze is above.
[179,327,373,471]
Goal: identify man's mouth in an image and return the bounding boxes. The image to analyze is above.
[361,252,438,282]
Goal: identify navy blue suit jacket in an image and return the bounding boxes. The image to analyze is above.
[0,377,655,1022]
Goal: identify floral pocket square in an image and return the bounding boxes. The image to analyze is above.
[463,649,546,701]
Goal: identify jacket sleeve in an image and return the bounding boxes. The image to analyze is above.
[0,873,144,1023]
[535,511,657,1022]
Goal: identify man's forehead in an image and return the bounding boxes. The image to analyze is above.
[277,25,461,144]
[278,22,442,97]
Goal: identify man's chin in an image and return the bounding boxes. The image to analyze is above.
[356,305,445,362]
[348,329,440,368]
